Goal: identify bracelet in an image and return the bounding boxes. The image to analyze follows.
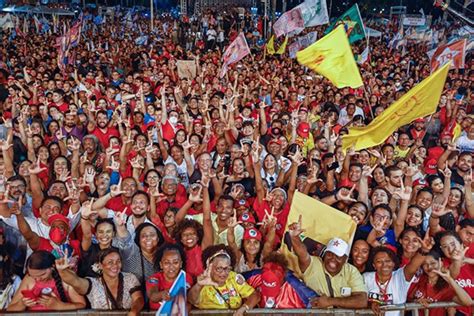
[81,216,89,221]
[334,193,339,201]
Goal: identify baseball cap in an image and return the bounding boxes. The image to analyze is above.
[260,262,285,307]
[239,212,256,224]
[47,214,70,227]
[424,158,438,175]
[297,122,310,138]
[268,138,281,146]
[414,118,424,123]
[413,178,428,188]
[243,228,262,241]
[324,238,349,257]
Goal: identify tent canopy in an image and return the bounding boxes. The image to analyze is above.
[2,5,76,16]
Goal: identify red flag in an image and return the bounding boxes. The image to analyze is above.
[428,39,466,72]
[220,32,251,78]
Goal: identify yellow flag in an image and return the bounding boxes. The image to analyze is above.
[296,24,363,88]
[266,35,275,55]
[275,36,288,55]
[342,62,451,152]
[280,191,357,277]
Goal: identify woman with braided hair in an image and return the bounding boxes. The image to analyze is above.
[7,250,85,311]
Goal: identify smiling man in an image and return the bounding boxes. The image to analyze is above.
[288,217,368,309]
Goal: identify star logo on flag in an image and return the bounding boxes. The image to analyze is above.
[333,240,340,246]
[309,54,325,67]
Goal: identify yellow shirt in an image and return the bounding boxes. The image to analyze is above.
[190,213,244,247]
[196,271,255,309]
[303,256,367,297]
[394,146,410,159]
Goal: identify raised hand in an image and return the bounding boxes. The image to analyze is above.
[0,134,13,152]
[84,166,96,184]
[227,209,242,228]
[110,178,126,197]
[393,181,412,201]
[106,156,120,172]
[189,185,203,203]
[288,214,305,237]
[431,200,450,218]
[361,164,377,178]
[29,159,47,175]
[418,229,435,252]
[197,263,219,287]
[55,248,70,271]
[81,198,96,219]
[130,157,144,170]
[432,259,452,281]
[114,209,127,227]
[336,186,357,202]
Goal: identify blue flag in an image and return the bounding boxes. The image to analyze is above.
[156,270,187,316]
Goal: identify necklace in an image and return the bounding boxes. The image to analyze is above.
[375,273,392,303]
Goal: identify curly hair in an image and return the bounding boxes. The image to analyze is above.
[202,244,236,269]
[262,252,289,271]
[368,246,400,272]
[27,251,68,303]
[154,243,187,271]
[173,219,204,245]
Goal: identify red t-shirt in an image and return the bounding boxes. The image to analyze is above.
[185,245,204,282]
[91,127,120,148]
[253,198,290,241]
[443,248,474,316]
[37,238,80,253]
[146,271,193,310]
[105,197,132,216]
[408,274,456,316]
[155,190,187,219]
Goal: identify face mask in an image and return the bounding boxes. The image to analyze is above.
[169,116,178,125]
[271,127,281,136]
[49,227,67,244]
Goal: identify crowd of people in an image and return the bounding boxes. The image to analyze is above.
[0,4,472,316]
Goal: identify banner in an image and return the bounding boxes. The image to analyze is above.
[0,14,14,30]
[402,15,426,26]
[289,31,318,58]
[220,32,251,78]
[325,3,366,44]
[297,25,363,89]
[156,270,187,316]
[428,39,467,72]
[273,7,305,38]
[280,191,357,277]
[176,60,197,79]
[289,0,329,36]
[342,63,450,152]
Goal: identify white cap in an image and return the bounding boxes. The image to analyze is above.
[325,238,349,257]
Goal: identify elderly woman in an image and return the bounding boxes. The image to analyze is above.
[188,245,260,316]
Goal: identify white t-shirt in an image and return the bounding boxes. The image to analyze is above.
[164,156,193,188]
[363,268,413,316]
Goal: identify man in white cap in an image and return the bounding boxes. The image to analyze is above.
[288,215,367,309]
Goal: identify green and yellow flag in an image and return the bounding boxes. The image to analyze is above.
[342,62,451,152]
[325,3,366,44]
[276,36,288,55]
[296,24,363,89]
[266,35,276,55]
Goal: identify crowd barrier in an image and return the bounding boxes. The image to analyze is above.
[0,302,461,316]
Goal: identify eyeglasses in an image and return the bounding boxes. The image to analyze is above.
[214,266,232,273]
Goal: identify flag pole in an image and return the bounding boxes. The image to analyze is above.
[363,86,375,120]
[150,0,154,32]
